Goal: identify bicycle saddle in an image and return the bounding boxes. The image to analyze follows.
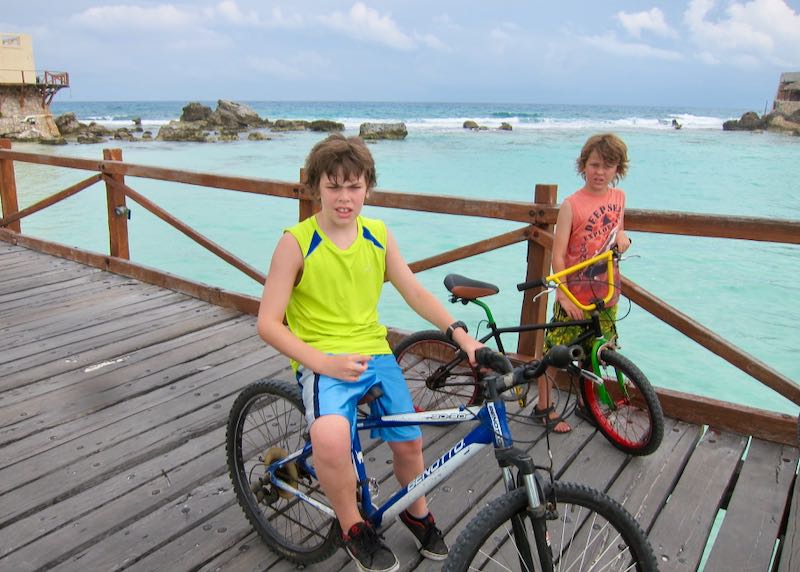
[444,274,500,300]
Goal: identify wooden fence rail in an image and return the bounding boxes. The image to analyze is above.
[1,139,799,444]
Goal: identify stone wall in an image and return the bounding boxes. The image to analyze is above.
[0,85,60,138]
[774,100,800,115]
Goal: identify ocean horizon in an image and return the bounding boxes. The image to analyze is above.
[11,99,800,416]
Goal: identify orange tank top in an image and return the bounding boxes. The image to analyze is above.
[562,187,625,307]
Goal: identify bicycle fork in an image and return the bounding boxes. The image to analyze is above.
[495,448,554,572]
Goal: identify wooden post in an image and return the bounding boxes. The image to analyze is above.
[0,139,21,233]
[517,184,558,356]
[298,168,319,221]
[103,148,130,259]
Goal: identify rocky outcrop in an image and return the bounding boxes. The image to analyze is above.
[723,110,800,134]
[463,120,479,129]
[309,120,344,132]
[271,119,309,132]
[155,122,209,142]
[499,122,512,131]
[180,102,213,123]
[55,112,85,135]
[247,131,271,141]
[359,122,407,140]
[209,100,266,130]
[41,100,354,145]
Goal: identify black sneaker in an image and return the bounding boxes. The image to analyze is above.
[343,521,399,572]
[398,510,449,560]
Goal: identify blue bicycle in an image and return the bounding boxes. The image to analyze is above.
[226,347,658,571]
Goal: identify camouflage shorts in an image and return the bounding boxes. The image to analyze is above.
[543,302,618,359]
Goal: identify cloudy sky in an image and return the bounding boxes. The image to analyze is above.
[3,0,800,108]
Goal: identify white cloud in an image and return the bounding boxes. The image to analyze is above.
[68,4,197,30]
[415,33,451,52]
[617,7,677,38]
[583,33,683,61]
[319,2,416,51]
[684,0,800,67]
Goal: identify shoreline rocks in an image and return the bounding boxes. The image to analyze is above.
[359,122,407,140]
[723,109,800,135]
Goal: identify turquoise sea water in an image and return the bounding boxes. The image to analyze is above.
[10,100,800,415]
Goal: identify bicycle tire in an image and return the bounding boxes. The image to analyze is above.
[443,481,658,572]
[226,379,338,565]
[581,349,664,456]
[393,330,483,410]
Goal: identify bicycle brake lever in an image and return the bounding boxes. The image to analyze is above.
[578,367,605,385]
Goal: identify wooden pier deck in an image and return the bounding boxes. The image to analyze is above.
[2,242,799,572]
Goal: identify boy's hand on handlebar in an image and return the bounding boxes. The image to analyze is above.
[451,329,484,366]
[615,233,631,253]
[557,291,585,320]
[323,354,372,382]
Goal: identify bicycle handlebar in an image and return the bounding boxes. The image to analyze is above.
[514,248,621,311]
[516,277,547,292]
[475,345,582,396]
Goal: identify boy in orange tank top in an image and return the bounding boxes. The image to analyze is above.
[535,133,632,433]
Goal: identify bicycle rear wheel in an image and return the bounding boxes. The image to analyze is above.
[393,330,482,410]
[226,379,338,565]
[443,482,658,572]
[581,349,664,456]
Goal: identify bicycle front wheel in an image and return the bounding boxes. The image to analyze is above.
[393,330,482,410]
[443,482,658,572]
[581,349,664,456]
[226,379,338,565]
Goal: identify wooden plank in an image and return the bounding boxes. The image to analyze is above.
[1,283,174,343]
[0,349,284,528]
[648,429,748,572]
[0,310,249,410]
[0,231,261,316]
[0,268,109,310]
[0,298,230,384]
[1,426,231,568]
[0,292,206,369]
[657,387,799,447]
[777,471,800,572]
[0,317,259,464]
[606,419,701,530]
[0,326,266,455]
[54,474,236,571]
[704,439,799,572]
[0,265,95,295]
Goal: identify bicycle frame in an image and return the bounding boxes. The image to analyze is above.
[452,250,623,408]
[265,397,539,530]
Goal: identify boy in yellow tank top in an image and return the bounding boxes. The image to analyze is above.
[257,134,483,572]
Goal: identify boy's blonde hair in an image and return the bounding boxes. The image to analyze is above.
[576,133,629,185]
[304,134,377,197]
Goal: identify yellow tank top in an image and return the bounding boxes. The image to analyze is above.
[284,215,391,368]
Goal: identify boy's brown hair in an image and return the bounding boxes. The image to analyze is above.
[576,133,629,184]
[304,134,377,197]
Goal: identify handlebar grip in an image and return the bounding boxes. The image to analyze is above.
[517,278,546,292]
[475,347,513,374]
[543,345,583,368]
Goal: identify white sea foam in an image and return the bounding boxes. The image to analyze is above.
[337,114,726,133]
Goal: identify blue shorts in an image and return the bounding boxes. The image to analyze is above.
[296,354,421,443]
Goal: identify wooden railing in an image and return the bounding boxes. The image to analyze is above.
[1,139,799,444]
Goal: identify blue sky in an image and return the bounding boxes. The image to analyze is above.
[3,0,800,109]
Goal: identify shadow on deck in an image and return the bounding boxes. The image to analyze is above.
[1,243,798,572]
